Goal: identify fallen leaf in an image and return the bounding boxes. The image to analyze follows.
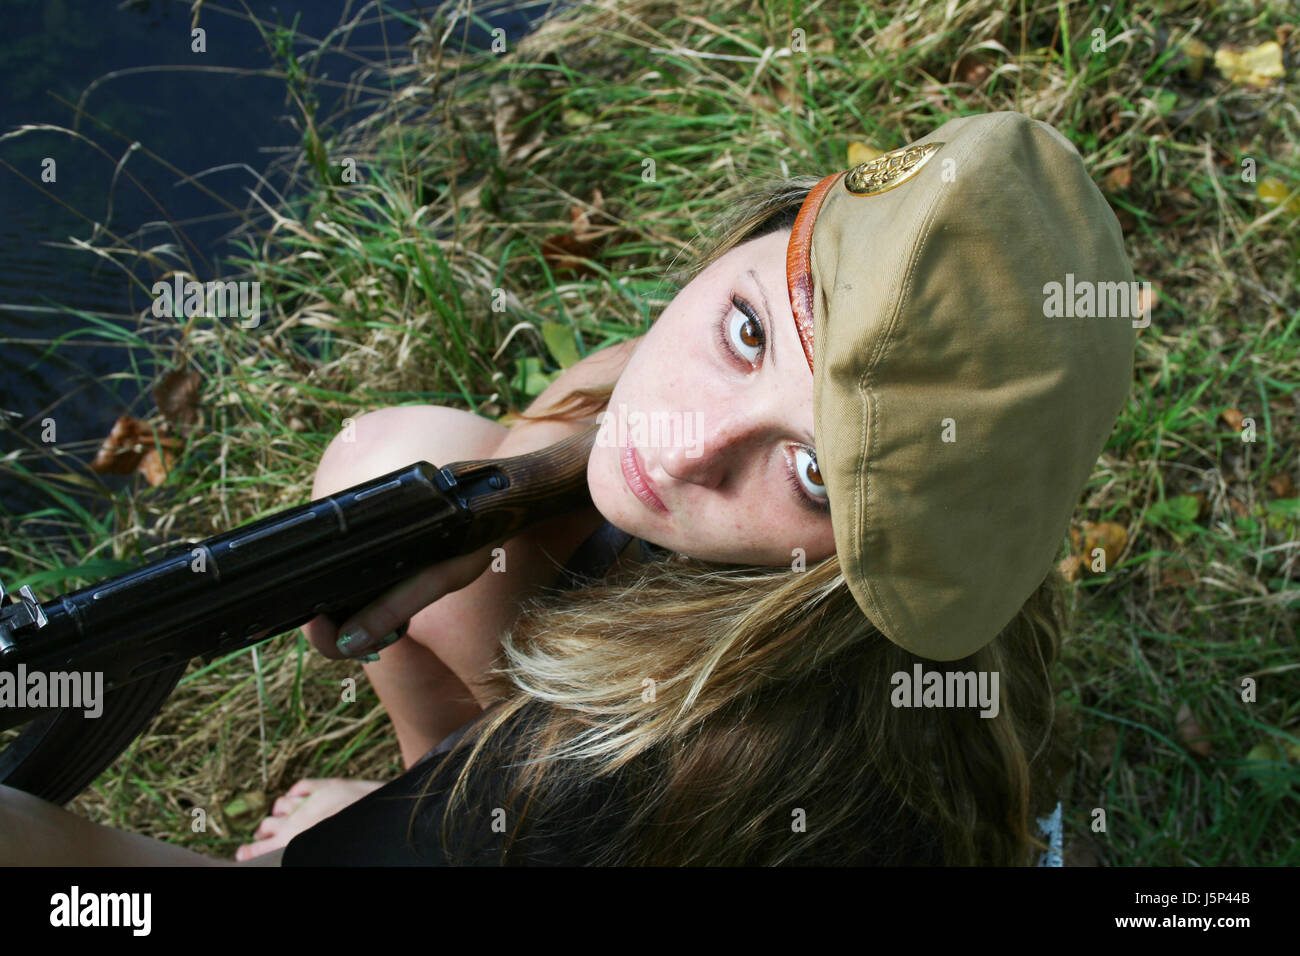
[1081,520,1127,569]
[1267,472,1296,498]
[1241,740,1293,801]
[138,448,171,487]
[540,190,616,279]
[954,53,990,86]
[1221,408,1246,430]
[561,108,593,129]
[154,367,202,430]
[1214,41,1285,86]
[1157,564,1197,590]
[90,415,151,474]
[568,187,616,245]
[1057,553,1085,582]
[1257,176,1299,214]
[1104,162,1132,192]
[541,233,598,279]
[847,141,882,167]
[1178,38,1212,81]
[1176,702,1213,758]
[541,321,581,369]
[90,414,182,484]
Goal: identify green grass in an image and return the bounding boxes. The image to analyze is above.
[1,0,1297,864]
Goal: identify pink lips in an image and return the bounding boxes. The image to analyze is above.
[621,445,668,514]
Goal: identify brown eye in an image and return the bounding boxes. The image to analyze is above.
[806,456,822,485]
[792,446,826,500]
[726,302,763,363]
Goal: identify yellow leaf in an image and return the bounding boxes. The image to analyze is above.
[1214,41,1284,86]
[1257,176,1299,214]
[1082,520,1127,569]
[1179,38,1212,81]
[847,141,881,167]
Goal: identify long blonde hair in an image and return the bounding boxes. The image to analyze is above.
[414,176,1076,865]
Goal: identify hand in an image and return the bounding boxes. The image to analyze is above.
[301,541,496,661]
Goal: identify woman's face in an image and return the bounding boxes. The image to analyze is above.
[588,227,836,567]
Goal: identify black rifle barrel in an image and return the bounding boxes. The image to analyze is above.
[0,423,599,732]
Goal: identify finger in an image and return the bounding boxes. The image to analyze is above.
[333,543,494,658]
[302,615,342,661]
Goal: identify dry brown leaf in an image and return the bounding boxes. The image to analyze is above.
[1104,162,1132,192]
[154,368,202,430]
[90,415,151,474]
[1221,407,1246,430]
[1267,472,1296,498]
[90,414,181,484]
[1157,564,1197,591]
[138,448,171,487]
[1176,702,1213,758]
[954,53,990,86]
[542,190,617,278]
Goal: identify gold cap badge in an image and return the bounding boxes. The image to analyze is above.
[844,141,943,196]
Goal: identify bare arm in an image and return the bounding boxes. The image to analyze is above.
[0,784,281,866]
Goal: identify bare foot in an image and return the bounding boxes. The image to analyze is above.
[235,778,385,861]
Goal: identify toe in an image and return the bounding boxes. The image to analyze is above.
[272,794,307,817]
[236,839,279,861]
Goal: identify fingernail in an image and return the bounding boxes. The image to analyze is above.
[337,626,371,655]
[359,653,380,663]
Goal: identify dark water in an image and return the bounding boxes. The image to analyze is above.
[0,0,560,525]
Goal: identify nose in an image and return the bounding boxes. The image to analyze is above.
[658,412,767,490]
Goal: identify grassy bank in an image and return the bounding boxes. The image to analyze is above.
[1,0,1297,864]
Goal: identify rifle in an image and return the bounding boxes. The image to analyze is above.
[0,423,599,805]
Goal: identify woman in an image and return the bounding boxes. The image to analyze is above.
[0,111,1133,866]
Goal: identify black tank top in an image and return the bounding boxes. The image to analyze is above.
[282,521,666,866]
